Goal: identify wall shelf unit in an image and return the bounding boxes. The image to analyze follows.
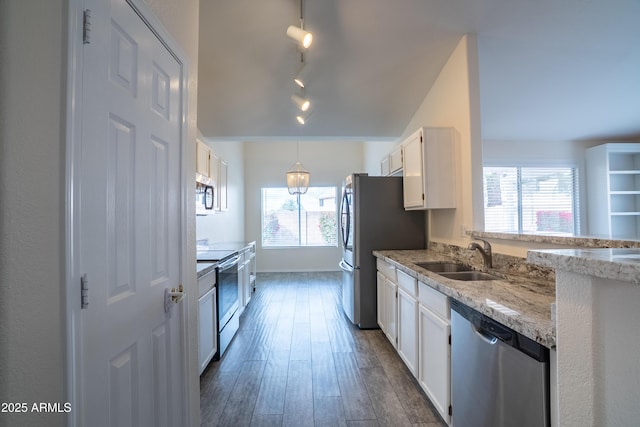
[586,143,640,239]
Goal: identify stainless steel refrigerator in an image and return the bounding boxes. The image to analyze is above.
[339,173,426,328]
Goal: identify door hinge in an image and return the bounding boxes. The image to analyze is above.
[81,274,89,309]
[449,334,451,345]
[422,193,425,201]
[449,405,452,416]
[83,9,92,44]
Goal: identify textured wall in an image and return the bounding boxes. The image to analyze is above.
[0,1,67,426]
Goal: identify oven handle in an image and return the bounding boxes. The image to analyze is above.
[218,255,240,271]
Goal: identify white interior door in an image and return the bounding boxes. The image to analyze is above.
[78,0,184,425]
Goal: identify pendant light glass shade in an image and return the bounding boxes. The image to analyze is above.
[286,162,310,195]
[291,94,310,111]
[286,25,313,48]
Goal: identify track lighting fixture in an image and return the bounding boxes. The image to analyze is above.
[286,25,313,49]
[294,75,305,89]
[296,110,312,125]
[291,94,310,112]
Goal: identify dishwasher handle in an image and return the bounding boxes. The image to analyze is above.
[471,323,498,345]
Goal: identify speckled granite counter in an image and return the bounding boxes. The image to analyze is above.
[528,248,640,285]
[197,262,218,279]
[373,249,556,348]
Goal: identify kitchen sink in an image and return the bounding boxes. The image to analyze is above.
[438,271,500,281]
[415,261,473,273]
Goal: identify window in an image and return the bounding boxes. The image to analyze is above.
[483,167,579,235]
[262,187,338,247]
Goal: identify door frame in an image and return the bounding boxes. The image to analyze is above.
[64,0,198,425]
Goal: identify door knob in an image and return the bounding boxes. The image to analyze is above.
[164,284,185,313]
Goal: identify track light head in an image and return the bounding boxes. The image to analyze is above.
[286,25,313,48]
[291,94,310,112]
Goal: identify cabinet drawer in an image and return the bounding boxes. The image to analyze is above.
[418,281,449,320]
[376,259,397,282]
[397,269,417,296]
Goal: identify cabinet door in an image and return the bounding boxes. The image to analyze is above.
[398,287,418,376]
[196,139,211,178]
[389,147,403,174]
[381,156,390,176]
[220,160,228,211]
[210,153,221,211]
[419,304,451,423]
[402,130,425,209]
[243,262,251,306]
[377,271,386,330]
[198,287,217,374]
[384,278,397,348]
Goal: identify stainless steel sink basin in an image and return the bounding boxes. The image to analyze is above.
[438,271,500,281]
[415,261,472,273]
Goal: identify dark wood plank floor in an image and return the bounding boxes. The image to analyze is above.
[200,272,447,427]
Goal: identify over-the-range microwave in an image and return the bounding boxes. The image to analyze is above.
[196,182,215,215]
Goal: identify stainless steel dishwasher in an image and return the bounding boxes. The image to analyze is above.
[451,299,550,427]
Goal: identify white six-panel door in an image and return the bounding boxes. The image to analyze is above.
[78,0,184,425]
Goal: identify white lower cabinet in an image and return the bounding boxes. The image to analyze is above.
[377,260,398,348]
[397,287,419,376]
[376,261,452,425]
[198,286,217,375]
[419,303,451,424]
[376,271,386,331]
[383,278,398,347]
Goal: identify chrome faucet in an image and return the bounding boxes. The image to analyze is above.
[468,239,493,269]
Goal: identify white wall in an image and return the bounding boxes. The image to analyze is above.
[196,139,246,244]
[244,140,363,272]
[0,3,66,426]
[398,34,484,247]
[483,139,602,237]
[0,1,200,425]
[363,140,398,176]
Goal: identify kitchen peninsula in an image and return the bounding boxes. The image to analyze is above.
[528,248,640,427]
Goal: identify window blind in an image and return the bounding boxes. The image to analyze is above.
[262,187,338,247]
[483,167,579,235]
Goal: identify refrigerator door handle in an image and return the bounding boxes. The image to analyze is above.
[339,190,350,248]
[339,259,353,273]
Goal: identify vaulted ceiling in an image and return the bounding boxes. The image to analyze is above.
[197,0,640,142]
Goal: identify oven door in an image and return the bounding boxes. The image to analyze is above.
[217,255,240,329]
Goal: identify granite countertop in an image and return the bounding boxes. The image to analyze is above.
[197,262,218,279]
[528,248,640,285]
[373,249,556,349]
[199,240,256,252]
[196,241,256,279]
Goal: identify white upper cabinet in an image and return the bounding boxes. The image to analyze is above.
[389,146,403,175]
[402,127,457,210]
[380,156,390,176]
[196,138,211,180]
[380,146,403,176]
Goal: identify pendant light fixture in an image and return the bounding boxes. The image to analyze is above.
[286,141,310,195]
